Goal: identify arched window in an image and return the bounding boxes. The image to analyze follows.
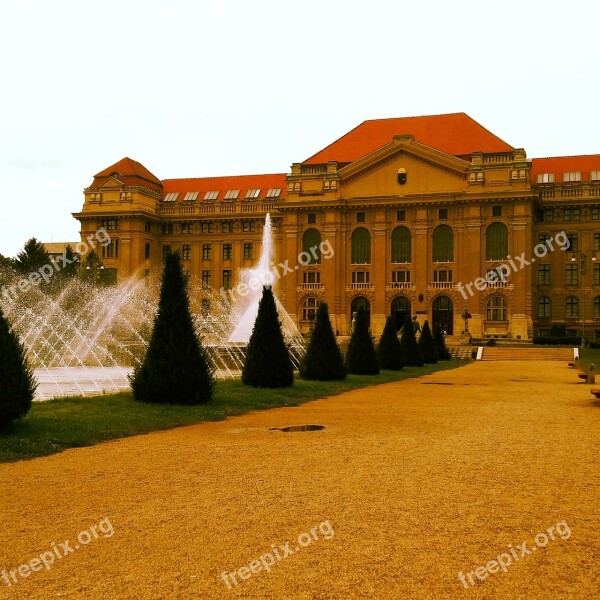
[302,229,321,264]
[391,296,411,331]
[351,296,371,327]
[432,295,454,334]
[432,225,453,262]
[538,296,551,318]
[486,222,508,261]
[391,226,411,263]
[302,297,319,321]
[486,296,508,321]
[566,296,579,318]
[595,296,600,318]
[351,227,371,264]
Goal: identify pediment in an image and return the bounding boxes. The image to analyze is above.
[94,175,125,190]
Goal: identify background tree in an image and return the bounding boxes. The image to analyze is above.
[418,320,438,364]
[13,238,51,274]
[400,314,424,367]
[60,245,79,279]
[433,324,451,360]
[300,302,346,380]
[345,307,379,375]
[130,252,214,404]
[242,286,294,388]
[0,307,37,427]
[377,316,404,370]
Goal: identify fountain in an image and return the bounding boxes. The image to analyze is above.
[0,214,304,400]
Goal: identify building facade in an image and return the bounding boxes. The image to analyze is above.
[73,113,600,340]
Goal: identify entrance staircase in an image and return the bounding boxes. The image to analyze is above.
[479,347,575,361]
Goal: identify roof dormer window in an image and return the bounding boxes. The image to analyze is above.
[536,173,555,184]
[163,192,179,202]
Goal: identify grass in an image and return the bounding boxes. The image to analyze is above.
[0,360,465,463]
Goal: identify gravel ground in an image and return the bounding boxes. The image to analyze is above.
[1,361,598,599]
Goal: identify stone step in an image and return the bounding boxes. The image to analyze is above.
[480,347,574,361]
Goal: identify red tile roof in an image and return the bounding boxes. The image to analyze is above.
[530,155,600,184]
[90,157,163,192]
[303,113,514,165]
[162,173,287,201]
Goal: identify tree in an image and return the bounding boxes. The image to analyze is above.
[242,286,294,388]
[377,316,404,370]
[60,245,78,279]
[13,238,51,274]
[130,252,214,404]
[418,320,438,364]
[400,314,424,367]
[433,324,451,361]
[0,307,37,427]
[345,307,379,375]
[300,302,346,380]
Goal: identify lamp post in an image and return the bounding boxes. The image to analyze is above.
[571,251,597,347]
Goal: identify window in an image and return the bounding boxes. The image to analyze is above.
[538,264,550,285]
[486,296,508,321]
[357,212,366,223]
[538,233,551,245]
[307,213,317,225]
[565,264,579,285]
[391,226,411,263]
[538,297,551,318]
[537,173,555,184]
[352,271,370,284]
[302,297,319,321]
[181,222,193,234]
[595,263,600,285]
[202,244,212,260]
[392,270,410,283]
[469,171,484,182]
[563,208,580,221]
[145,242,150,260]
[100,218,119,231]
[595,297,600,318]
[396,210,406,221]
[492,206,502,217]
[162,223,173,235]
[242,221,255,233]
[102,239,119,258]
[303,271,321,284]
[486,222,508,260]
[182,245,191,260]
[222,221,233,233]
[224,190,240,201]
[163,192,179,202]
[434,269,453,282]
[222,270,233,289]
[223,244,232,260]
[566,296,579,317]
[351,227,371,264]
[593,208,600,220]
[594,233,600,251]
[563,171,581,183]
[201,270,211,288]
[266,188,282,198]
[243,243,253,260]
[183,192,199,202]
[245,189,261,199]
[323,180,337,190]
[566,233,578,251]
[591,171,600,182]
[544,209,553,222]
[511,169,526,180]
[432,225,454,262]
[438,209,448,220]
[204,191,219,201]
[201,222,214,234]
[162,245,171,262]
[302,229,321,264]
[144,221,151,233]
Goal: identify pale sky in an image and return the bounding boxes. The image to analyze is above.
[1,0,599,256]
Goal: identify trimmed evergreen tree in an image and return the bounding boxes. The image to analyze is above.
[0,307,37,427]
[433,324,451,361]
[377,316,404,370]
[345,307,379,375]
[242,286,294,388]
[400,314,424,367]
[418,320,438,364]
[130,252,214,404]
[300,302,346,380]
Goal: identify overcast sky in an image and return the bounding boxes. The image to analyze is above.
[1,0,598,256]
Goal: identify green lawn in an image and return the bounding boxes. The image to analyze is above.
[0,360,465,463]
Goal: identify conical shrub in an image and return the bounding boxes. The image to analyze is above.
[300,302,346,380]
[242,286,294,388]
[377,316,404,370]
[0,307,37,426]
[345,307,379,375]
[400,314,424,367]
[433,324,451,360]
[418,320,438,364]
[130,252,214,404]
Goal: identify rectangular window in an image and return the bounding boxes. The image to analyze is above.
[162,223,173,235]
[266,188,282,198]
[222,243,232,260]
[182,244,191,260]
[563,208,581,221]
[537,173,555,184]
[181,222,193,234]
[593,208,600,220]
[183,192,199,202]
[565,264,579,285]
[101,218,119,231]
[392,270,410,283]
[224,190,239,201]
[433,269,453,282]
[222,270,233,289]
[566,234,578,251]
[242,221,255,233]
[245,189,261,199]
[222,221,233,233]
[163,192,179,202]
[201,222,214,234]
[351,271,370,284]
[204,191,219,201]
[544,209,553,222]
[308,213,317,225]
[538,233,551,245]
[102,239,120,258]
[357,212,366,223]
[438,209,448,220]
[538,264,550,285]
[595,263,600,286]
[144,221,151,233]
[396,210,406,221]
[492,206,502,217]
[243,243,253,260]
[303,271,321,284]
[162,245,171,262]
[201,270,211,288]
[202,244,212,260]
[591,171,600,182]
[594,233,600,251]
[563,171,581,183]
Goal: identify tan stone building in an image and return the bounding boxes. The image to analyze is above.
[73,113,600,341]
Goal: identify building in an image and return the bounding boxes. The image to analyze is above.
[72,113,600,341]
